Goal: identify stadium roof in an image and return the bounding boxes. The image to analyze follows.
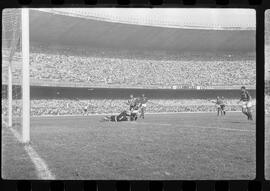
[36,8,255,30]
[28,9,255,52]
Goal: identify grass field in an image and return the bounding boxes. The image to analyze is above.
[2,112,256,180]
[266,114,270,179]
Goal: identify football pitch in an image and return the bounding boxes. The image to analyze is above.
[2,112,256,180]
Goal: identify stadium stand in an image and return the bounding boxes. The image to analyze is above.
[2,46,255,88]
[2,9,256,89]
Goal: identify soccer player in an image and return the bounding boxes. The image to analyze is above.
[220,96,226,116]
[139,94,148,119]
[101,110,130,122]
[237,86,253,120]
[211,96,223,116]
[130,102,140,121]
[127,94,136,111]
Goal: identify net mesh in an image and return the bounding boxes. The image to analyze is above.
[2,9,22,132]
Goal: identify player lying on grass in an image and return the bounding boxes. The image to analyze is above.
[101,110,130,122]
[210,96,226,116]
[237,86,253,120]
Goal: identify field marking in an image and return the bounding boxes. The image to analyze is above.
[182,124,255,132]
[24,145,55,180]
[9,128,56,180]
[129,122,171,126]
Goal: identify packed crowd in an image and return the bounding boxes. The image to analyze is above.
[2,98,246,117]
[2,46,256,88]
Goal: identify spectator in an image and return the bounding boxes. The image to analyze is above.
[2,46,256,88]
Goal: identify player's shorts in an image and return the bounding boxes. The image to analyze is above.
[220,104,225,110]
[242,101,252,109]
[141,104,147,108]
[215,104,221,109]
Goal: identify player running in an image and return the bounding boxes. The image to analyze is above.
[237,86,253,120]
[139,94,148,119]
[101,110,130,122]
[220,96,226,116]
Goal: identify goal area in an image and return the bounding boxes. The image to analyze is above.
[2,9,30,143]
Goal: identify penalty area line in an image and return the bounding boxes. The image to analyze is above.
[9,128,56,180]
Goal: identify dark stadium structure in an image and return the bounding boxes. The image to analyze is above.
[2,85,256,100]
[29,9,255,53]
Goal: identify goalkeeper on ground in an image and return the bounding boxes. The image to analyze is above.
[101,110,130,122]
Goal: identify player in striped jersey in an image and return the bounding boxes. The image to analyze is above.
[238,86,253,120]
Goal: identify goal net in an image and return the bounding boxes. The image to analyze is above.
[2,9,30,143]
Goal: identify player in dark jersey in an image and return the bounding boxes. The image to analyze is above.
[101,110,130,122]
[139,94,148,119]
[130,103,140,121]
[237,86,253,120]
[126,94,141,121]
[127,94,136,111]
[220,96,226,115]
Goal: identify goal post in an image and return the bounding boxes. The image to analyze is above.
[8,47,12,127]
[21,8,30,143]
[2,8,30,143]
